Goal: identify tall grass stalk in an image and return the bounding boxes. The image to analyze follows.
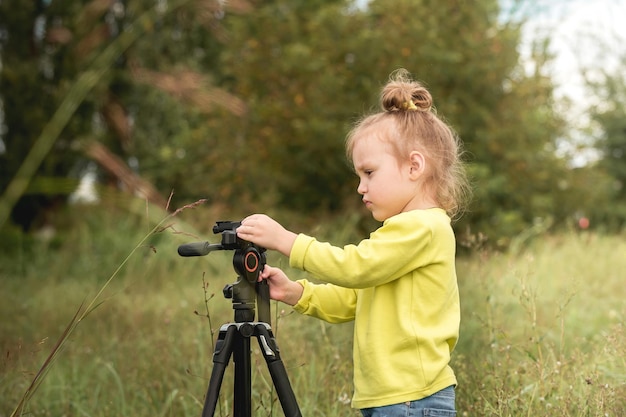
[9,197,207,417]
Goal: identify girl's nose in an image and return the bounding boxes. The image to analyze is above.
[357,180,366,195]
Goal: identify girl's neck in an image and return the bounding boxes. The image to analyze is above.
[403,192,439,213]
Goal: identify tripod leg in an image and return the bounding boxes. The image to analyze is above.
[233,332,252,417]
[202,325,237,417]
[255,324,302,417]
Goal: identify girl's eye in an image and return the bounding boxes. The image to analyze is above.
[364,170,373,176]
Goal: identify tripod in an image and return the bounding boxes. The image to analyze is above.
[178,221,302,417]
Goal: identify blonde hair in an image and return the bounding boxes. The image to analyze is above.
[346,69,470,220]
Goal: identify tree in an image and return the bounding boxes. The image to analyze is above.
[216,0,568,243]
[0,0,251,230]
[2,0,575,246]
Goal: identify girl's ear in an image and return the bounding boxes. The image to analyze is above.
[408,151,426,180]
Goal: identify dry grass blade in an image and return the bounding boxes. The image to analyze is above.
[170,198,209,217]
[10,303,84,417]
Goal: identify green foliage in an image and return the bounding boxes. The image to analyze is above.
[1,205,624,416]
[0,0,618,245]
[201,0,571,242]
[214,1,564,228]
[0,0,233,228]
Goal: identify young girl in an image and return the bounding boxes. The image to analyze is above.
[236,69,470,416]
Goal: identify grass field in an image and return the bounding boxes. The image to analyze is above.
[1,202,624,416]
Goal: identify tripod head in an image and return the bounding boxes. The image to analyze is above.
[178,221,271,324]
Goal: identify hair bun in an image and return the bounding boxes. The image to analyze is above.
[380,69,433,113]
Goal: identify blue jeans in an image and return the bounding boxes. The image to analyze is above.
[360,386,456,417]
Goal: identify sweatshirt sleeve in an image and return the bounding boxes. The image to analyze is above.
[293,279,358,323]
[289,212,440,289]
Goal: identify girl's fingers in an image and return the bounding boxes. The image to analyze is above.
[259,264,272,280]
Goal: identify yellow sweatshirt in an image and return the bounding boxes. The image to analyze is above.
[290,208,459,409]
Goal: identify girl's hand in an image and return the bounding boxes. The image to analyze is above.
[259,265,304,306]
[237,214,297,257]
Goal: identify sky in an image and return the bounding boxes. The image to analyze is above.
[520,0,625,106]
[516,0,626,164]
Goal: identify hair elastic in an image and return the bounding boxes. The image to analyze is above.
[403,100,418,111]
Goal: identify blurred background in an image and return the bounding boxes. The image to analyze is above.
[1,0,625,244]
[1,0,625,416]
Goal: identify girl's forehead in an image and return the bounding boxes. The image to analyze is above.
[351,135,396,168]
[355,118,397,144]
[352,134,388,154]
[356,123,400,148]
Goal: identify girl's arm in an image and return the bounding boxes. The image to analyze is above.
[259,265,358,323]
